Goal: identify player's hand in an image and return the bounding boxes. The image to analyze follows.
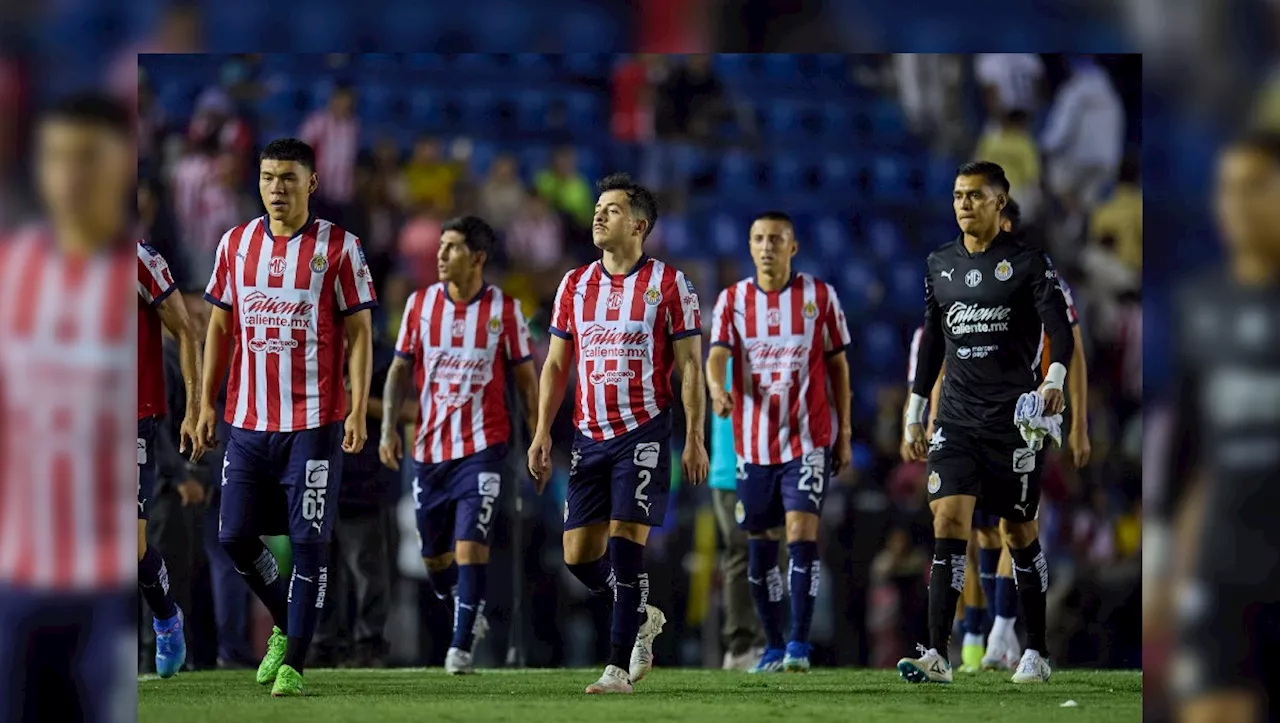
[1039,385,1066,416]
[710,389,734,419]
[379,427,402,471]
[180,408,205,462]
[343,413,367,454]
[683,441,709,485]
[528,432,552,492]
[195,406,219,452]
[1069,425,1092,468]
[902,423,927,462]
[833,430,853,476]
[177,479,206,506]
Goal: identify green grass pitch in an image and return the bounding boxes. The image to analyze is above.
[138,667,1142,722]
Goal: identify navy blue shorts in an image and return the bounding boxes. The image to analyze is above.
[564,412,672,530]
[412,443,507,558]
[736,448,830,533]
[0,585,134,723]
[218,422,344,544]
[137,417,157,521]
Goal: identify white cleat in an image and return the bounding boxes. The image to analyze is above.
[585,664,633,694]
[1011,649,1052,684]
[629,604,666,683]
[444,647,474,675]
[472,613,490,647]
[897,644,953,684]
[722,646,764,671]
[982,629,1021,671]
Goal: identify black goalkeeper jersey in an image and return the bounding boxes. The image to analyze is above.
[910,232,1074,430]
[1169,271,1280,586]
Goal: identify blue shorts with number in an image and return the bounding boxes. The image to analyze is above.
[564,412,672,530]
[737,447,830,533]
[217,422,344,544]
[137,417,158,520]
[412,443,507,558]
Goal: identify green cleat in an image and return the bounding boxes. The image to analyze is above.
[270,664,304,697]
[256,626,288,685]
[960,641,985,673]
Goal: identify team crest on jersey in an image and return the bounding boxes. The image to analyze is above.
[734,500,746,524]
[607,291,624,310]
[643,287,661,306]
[995,259,1013,282]
[451,319,466,337]
[268,256,288,277]
[767,309,782,327]
[310,254,328,273]
[965,269,982,287]
[927,471,941,494]
[487,316,502,335]
[802,301,818,319]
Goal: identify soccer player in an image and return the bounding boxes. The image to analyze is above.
[527,172,709,694]
[379,215,538,675]
[706,212,852,673]
[197,138,377,696]
[0,94,140,722]
[898,161,1073,685]
[1161,132,1280,723]
[137,239,204,677]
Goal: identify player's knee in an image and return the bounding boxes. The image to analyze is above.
[423,552,454,572]
[1004,520,1038,549]
[454,542,489,565]
[608,520,650,545]
[784,515,818,543]
[931,502,970,538]
[747,528,782,542]
[975,527,1003,550]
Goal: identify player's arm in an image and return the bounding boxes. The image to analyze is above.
[157,292,203,455]
[905,268,944,458]
[1067,325,1089,458]
[927,361,944,435]
[529,334,573,485]
[504,299,540,446]
[674,335,709,484]
[343,309,374,452]
[822,286,854,473]
[378,354,414,470]
[200,306,232,414]
[706,289,734,418]
[512,360,539,446]
[1029,252,1074,412]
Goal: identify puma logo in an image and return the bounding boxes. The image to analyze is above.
[1013,503,1029,517]
[940,269,954,281]
[808,493,821,509]
[636,500,652,516]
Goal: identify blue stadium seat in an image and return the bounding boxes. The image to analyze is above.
[870,98,909,145]
[459,91,497,130]
[515,91,549,132]
[884,260,923,315]
[358,84,397,125]
[718,151,756,195]
[407,88,442,128]
[670,144,706,179]
[467,141,499,179]
[763,54,801,83]
[866,217,905,261]
[574,147,602,184]
[855,378,882,420]
[520,146,552,177]
[659,215,693,258]
[403,53,447,71]
[562,53,610,77]
[821,102,852,140]
[713,54,754,85]
[765,100,801,138]
[860,321,902,374]
[451,54,500,74]
[839,258,879,316]
[565,91,605,132]
[512,53,553,78]
[770,153,803,194]
[711,213,745,258]
[820,155,854,193]
[925,157,956,198]
[813,215,852,261]
[872,155,911,203]
[358,54,401,74]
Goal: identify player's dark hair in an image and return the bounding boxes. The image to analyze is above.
[597,172,658,240]
[442,215,497,262]
[41,92,131,136]
[1231,129,1280,164]
[955,160,1011,196]
[1001,198,1021,232]
[754,210,794,231]
[260,138,316,173]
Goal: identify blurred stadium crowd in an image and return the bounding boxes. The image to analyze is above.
[128,51,1142,674]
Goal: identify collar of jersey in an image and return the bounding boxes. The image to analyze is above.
[956,230,1008,258]
[597,253,650,280]
[751,271,796,294]
[261,213,316,242]
[443,282,489,306]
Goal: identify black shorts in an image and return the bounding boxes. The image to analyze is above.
[925,423,1043,523]
[1174,579,1280,707]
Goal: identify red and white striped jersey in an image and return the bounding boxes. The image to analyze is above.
[550,256,701,441]
[0,229,136,590]
[205,216,377,432]
[298,111,359,204]
[395,283,533,463]
[137,241,177,419]
[711,273,851,465]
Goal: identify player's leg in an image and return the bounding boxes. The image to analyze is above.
[779,448,830,672]
[1173,583,1262,723]
[563,435,615,605]
[217,428,291,685]
[992,436,1050,684]
[272,422,344,696]
[711,487,763,669]
[413,461,459,601]
[983,523,1022,670]
[136,417,185,678]
[739,459,787,672]
[443,445,506,673]
[898,428,980,684]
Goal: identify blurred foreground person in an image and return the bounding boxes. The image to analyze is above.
[1164,131,1280,723]
[0,94,138,723]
